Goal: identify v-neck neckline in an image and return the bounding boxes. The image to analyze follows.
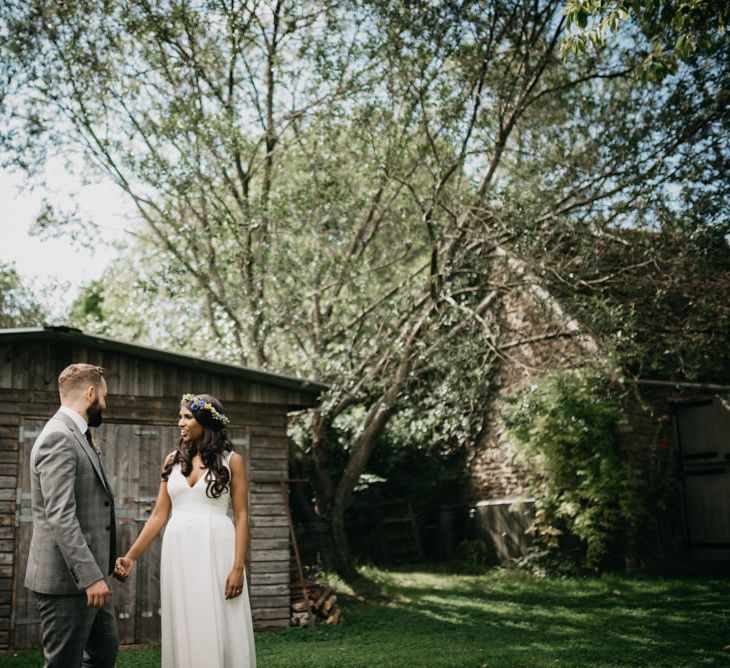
[183,464,207,489]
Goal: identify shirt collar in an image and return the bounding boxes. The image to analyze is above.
[59,405,88,435]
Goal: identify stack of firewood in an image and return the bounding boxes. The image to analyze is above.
[291,584,344,626]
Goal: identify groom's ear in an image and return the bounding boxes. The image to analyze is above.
[84,384,97,404]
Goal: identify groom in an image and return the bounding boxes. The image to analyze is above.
[24,363,119,667]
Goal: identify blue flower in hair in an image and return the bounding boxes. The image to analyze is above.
[181,394,230,427]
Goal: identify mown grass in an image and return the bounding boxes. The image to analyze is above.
[2,565,728,667]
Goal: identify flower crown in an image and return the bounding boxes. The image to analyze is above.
[181,394,230,426]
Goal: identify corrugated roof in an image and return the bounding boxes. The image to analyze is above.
[0,326,328,396]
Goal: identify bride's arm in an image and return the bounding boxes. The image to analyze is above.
[225,452,249,599]
[115,459,173,578]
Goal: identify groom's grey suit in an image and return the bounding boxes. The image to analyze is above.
[25,409,118,667]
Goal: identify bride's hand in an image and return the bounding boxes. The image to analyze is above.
[114,556,136,582]
[225,567,245,599]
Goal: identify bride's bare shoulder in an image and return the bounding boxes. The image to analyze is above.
[227,450,246,471]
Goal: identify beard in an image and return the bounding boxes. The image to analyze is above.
[87,399,104,428]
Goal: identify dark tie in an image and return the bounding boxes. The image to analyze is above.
[86,430,117,575]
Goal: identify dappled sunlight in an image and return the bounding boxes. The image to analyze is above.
[323,566,730,666]
[5,566,726,667]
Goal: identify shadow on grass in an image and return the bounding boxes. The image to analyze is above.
[2,567,728,667]
[256,565,730,668]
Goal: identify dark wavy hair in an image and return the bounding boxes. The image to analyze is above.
[161,393,233,498]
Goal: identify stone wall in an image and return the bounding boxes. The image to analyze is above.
[468,283,588,502]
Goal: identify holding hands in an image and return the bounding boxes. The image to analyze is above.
[113,556,136,582]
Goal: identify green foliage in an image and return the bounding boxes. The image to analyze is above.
[0,261,45,327]
[68,280,106,331]
[501,371,644,570]
[563,0,730,81]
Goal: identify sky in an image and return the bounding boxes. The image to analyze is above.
[0,160,134,316]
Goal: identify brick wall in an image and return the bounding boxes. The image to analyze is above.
[468,284,588,501]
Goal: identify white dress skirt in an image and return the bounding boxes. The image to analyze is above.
[161,454,256,667]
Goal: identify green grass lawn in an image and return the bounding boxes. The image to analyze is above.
[2,565,728,667]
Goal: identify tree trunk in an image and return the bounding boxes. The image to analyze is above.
[330,388,401,576]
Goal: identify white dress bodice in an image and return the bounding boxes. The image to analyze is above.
[167,456,232,516]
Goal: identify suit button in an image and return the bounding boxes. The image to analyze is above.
[104,501,110,507]
[105,526,110,531]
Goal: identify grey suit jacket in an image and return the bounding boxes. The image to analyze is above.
[24,410,116,594]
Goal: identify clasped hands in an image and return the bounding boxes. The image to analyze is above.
[113,556,135,582]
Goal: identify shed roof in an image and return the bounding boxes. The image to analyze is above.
[0,326,328,396]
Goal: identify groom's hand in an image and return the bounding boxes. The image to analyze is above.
[85,579,111,608]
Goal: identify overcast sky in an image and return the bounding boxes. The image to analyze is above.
[1,161,133,312]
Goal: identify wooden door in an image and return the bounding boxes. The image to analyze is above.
[13,418,45,649]
[12,419,178,647]
[103,423,179,644]
[676,397,730,561]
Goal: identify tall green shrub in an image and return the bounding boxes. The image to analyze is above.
[501,371,643,570]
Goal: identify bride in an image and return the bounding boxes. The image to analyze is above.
[115,394,256,667]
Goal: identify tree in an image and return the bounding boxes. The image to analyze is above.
[0,261,45,328]
[2,0,727,574]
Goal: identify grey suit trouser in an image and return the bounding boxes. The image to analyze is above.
[34,592,118,668]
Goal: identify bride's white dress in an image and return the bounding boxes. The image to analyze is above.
[161,452,256,667]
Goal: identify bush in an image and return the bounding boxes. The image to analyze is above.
[501,371,643,570]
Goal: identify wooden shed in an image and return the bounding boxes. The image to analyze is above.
[0,326,326,649]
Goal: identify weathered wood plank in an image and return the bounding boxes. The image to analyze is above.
[250,505,287,517]
[254,618,289,629]
[250,492,287,506]
[249,444,289,459]
[250,459,288,474]
[0,347,13,390]
[249,538,289,551]
[248,560,290,575]
[249,595,289,609]
[250,515,289,527]
[247,571,289,585]
[249,525,289,539]
[251,611,290,622]
[249,584,289,597]
[11,347,30,391]
[249,549,289,562]
[250,436,291,448]
[249,481,284,492]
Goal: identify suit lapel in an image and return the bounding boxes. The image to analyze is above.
[53,410,112,497]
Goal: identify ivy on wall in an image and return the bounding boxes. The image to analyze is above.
[501,371,644,570]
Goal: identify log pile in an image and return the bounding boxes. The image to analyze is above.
[290,584,344,626]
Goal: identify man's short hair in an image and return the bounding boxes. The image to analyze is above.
[58,364,106,398]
